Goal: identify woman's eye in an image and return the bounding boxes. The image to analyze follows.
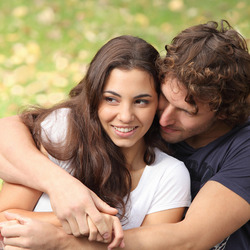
[135,99,149,105]
[105,97,117,103]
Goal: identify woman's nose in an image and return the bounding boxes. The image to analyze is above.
[117,104,134,123]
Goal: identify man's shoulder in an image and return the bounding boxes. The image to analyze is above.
[224,119,250,146]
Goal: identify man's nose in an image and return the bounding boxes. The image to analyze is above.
[159,105,175,127]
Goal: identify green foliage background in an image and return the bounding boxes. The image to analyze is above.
[0,0,250,119]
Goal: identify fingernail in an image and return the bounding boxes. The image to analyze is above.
[102,232,109,239]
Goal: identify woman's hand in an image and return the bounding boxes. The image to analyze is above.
[1,212,125,250]
[87,213,125,249]
[1,212,66,250]
[47,176,118,242]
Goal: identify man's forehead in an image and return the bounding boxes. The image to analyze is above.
[162,77,186,94]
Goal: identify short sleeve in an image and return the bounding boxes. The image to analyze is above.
[148,160,191,214]
[40,108,70,144]
[211,136,250,203]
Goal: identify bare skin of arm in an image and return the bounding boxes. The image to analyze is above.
[1,204,186,250]
[2,181,249,250]
[0,181,124,248]
[0,178,185,249]
[1,117,249,249]
[0,116,118,240]
[0,168,186,249]
[0,182,61,227]
[122,181,250,250]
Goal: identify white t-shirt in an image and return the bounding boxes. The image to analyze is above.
[34,108,191,230]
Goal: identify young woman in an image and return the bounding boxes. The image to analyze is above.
[0,35,190,249]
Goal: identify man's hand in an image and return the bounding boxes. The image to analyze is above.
[47,176,118,242]
[1,212,125,250]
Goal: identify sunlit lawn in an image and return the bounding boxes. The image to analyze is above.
[0,0,250,119]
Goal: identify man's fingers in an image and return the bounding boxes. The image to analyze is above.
[75,214,89,236]
[96,233,104,242]
[91,192,118,215]
[85,208,111,240]
[61,217,85,237]
[60,219,72,235]
[61,214,90,237]
[86,216,99,242]
[87,193,116,240]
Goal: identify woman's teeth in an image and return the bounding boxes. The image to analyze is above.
[114,126,136,133]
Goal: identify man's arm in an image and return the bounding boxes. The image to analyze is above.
[0,116,118,240]
[0,116,68,189]
[47,180,250,249]
[1,181,249,250]
[122,180,250,250]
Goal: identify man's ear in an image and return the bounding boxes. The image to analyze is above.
[216,112,227,121]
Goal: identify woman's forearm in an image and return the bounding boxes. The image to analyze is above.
[0,210,61,227]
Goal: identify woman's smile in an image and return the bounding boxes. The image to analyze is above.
[112,125,138,137]
[98,68,158,150]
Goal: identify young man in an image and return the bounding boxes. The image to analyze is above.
[0,20,249,249]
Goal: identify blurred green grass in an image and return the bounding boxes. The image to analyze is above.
[0,0,250,118]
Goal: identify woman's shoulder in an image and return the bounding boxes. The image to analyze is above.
[43,108,71,122]
[152,148,190,178]
[41,108,71,143]
[154,148,185,167]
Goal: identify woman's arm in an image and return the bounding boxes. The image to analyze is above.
[0,182,60,226]
[0,181,124,248]
[0,181,124,247]
[141,207,185,226]
[0,206,186,250]
[2,181,249,250]
[0,115,118,240]
[0,194,187,250]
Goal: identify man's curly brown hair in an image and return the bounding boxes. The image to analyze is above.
[159,20,250,127]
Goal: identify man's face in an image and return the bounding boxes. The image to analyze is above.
[158,77,221,148]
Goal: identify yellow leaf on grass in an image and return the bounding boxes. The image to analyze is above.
[135,13,149,27]
[168,0,184,12]
[12,6,28,18]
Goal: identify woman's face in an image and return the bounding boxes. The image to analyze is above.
[98,68,158,151]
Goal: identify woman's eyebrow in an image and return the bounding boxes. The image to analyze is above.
[103,91,152,99]
[134,94,152,98]
[103,90,121,97]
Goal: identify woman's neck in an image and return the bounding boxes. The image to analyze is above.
[122,140,146,171]
[122,141,147,191]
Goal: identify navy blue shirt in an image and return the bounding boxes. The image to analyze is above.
[169,120,250,249]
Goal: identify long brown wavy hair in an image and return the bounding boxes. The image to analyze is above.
[159,20,250,127]
[21,35,167,219]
